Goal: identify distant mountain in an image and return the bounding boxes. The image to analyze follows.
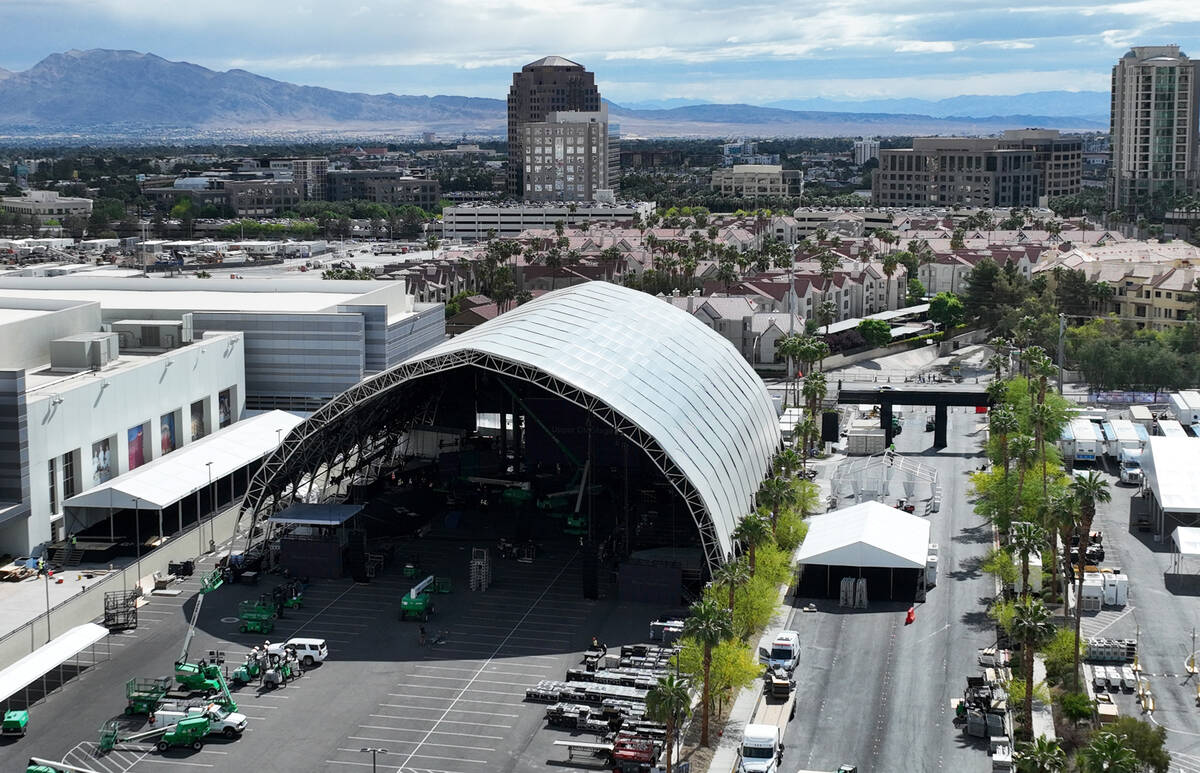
[763,91,1109,121]
[0,49,1108,139]
[612,98,710,111]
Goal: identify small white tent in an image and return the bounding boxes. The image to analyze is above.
[796,500,931,600]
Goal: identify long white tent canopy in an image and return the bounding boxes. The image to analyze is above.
[797,500,931,570]
[1144,436,1200,514]
[65,410,304,511]
[0,623,107,704]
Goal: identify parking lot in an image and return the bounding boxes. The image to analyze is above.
[0,534,661,773]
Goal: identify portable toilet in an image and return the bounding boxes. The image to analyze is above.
[1104,574,1129,607]
[1014,553,1043,595]
[1081,572,1105,612]
[925,555,938,586]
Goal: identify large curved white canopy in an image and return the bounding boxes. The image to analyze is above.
[408,282,781,558]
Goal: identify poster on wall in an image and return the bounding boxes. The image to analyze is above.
[190,400,207,441]
[91,438,113,485]
[160,413,176,455]
[127,424,146,470]
[218,389,232,428]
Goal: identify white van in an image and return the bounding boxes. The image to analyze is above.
[267,637,328,667]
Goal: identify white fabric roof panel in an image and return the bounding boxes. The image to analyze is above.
[1173,527,1200,556]
[0,623,107,703]
[65,411,305,511]
[797,500,931,570]
[405,282,780,557]
[1144,436,1200,514]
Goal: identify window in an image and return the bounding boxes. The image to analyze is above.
[48,458,58,515]
[62,452,76,499]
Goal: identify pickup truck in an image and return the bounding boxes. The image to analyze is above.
[154,703,248,738]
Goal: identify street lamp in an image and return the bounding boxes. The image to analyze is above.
[44,568,51,643]
[206,461,214,553]
[133,497,142,591]
[358,747,388,773]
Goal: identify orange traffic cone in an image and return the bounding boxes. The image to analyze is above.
[905,606,916,625]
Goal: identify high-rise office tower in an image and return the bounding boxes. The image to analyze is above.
[1109,46,1199,212]
[506,56,601,198]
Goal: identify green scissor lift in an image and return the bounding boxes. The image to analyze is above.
[171,569,236,711]
[237,600,276,634]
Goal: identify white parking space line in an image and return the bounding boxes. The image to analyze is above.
[370,714,512,728]
[344,739,496,752]
[387,694,526,708]
[132,761,214,768]
[403,674,532,687]
[359,723,504,740]
[390,684,523,696]
[379,703,518,717]
[323,759,467,772]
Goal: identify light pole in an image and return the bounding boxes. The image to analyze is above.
[1057,313,1067,395]
[133,497,142,591]
[44,570,51,643]
[358,747,388,773]
[206,461,214,553]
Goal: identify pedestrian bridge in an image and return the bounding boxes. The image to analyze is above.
[834,384,992,448]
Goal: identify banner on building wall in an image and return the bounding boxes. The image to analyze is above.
[191,400,207,441]
[218,389,232,428]
[127,424,146,470]
[91,438,113,485]
[161,413,176,455]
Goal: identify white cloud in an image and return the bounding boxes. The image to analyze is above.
[894,40,957,53]
[979,40,1036,50]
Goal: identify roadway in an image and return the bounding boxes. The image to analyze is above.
[783,406,995,772]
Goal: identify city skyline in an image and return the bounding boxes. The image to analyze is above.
[1,0,1198,104]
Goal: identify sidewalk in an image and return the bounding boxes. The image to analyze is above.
[1031,655,1057,741]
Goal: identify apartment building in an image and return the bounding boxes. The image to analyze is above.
[711,165,803,197]
[507,56,602,198]
[854,138,881,166]
[521,108,612,202]
[1109,46,1199,212]
[873,138,1040,208]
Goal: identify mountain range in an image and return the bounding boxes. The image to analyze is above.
[0,49,1109,140]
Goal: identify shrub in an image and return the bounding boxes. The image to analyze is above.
[675,637,761,716]
[1042,628,1084,687]
[1058,691,1093,722]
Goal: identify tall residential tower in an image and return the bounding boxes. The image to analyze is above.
[506,56,602,199]
[1109,46,1199,212]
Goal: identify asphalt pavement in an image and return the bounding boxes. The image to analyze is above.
[782,405,996,773]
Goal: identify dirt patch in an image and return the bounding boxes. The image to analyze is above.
[676,701,736,772]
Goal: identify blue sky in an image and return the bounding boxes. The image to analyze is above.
[2,0,1199,102]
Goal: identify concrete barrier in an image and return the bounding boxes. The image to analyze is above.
[0,506,240,669]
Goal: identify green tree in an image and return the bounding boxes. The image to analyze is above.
[713,557,752,612]
[645,674,692,773]
[1009,521,1046,600]
[1071,471,1111,697]
[1077,730,1138,773]
[731,511,773,576]
[758,476,795,534]
[1104,717,1171,773]
[1014,735,1066,773]
[681,597,733,747]
[858,318,893,348]
[906,277,927,304]
[929,291,965,339]
[1010,596,1056,739]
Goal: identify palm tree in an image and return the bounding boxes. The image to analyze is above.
[802,373,828,437]
[731,511,773,575]
[1072,471,1111,691]
[1009,521,1046,600]
[1076,730,1138,773]
[682,597,733,747]
[776,448,802,479]
[989,408,1019,525]
[776,333,804,408]
[881,253,899,308]
[646,674,692,773]
[758,476,794,533]
[1029,402,1055,503]
[1010,596,1056,739]
[713,557,752,612]
[1011,435,1038,514]
[795,418,817,468]
[1014,735,1066,773]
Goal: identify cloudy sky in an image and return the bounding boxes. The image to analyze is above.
[2,0,1199,103]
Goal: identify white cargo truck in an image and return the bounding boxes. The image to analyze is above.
[738,723,784,773]
[1118,447,1143,485]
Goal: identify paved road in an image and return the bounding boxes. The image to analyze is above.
[783,406,995,773]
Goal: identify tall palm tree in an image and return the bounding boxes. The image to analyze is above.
[1014,735,1066,773]
[1011,435,1038,515]
[1030,402,1056,503]
[776,448,802,479]
[713,557,752,612]
[776,333,804,409]
[758,476,795,534]
[990,407,1019,525]
[1009,521,1046,600]
[1072,471,1111,690]
[645,674,692,773]
[682,597,733,747]
[795,418,818,468]
[1076,730,1138,773]
[802,373,828,436]
[1010,596,1056,739]
[731,511,773,575]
